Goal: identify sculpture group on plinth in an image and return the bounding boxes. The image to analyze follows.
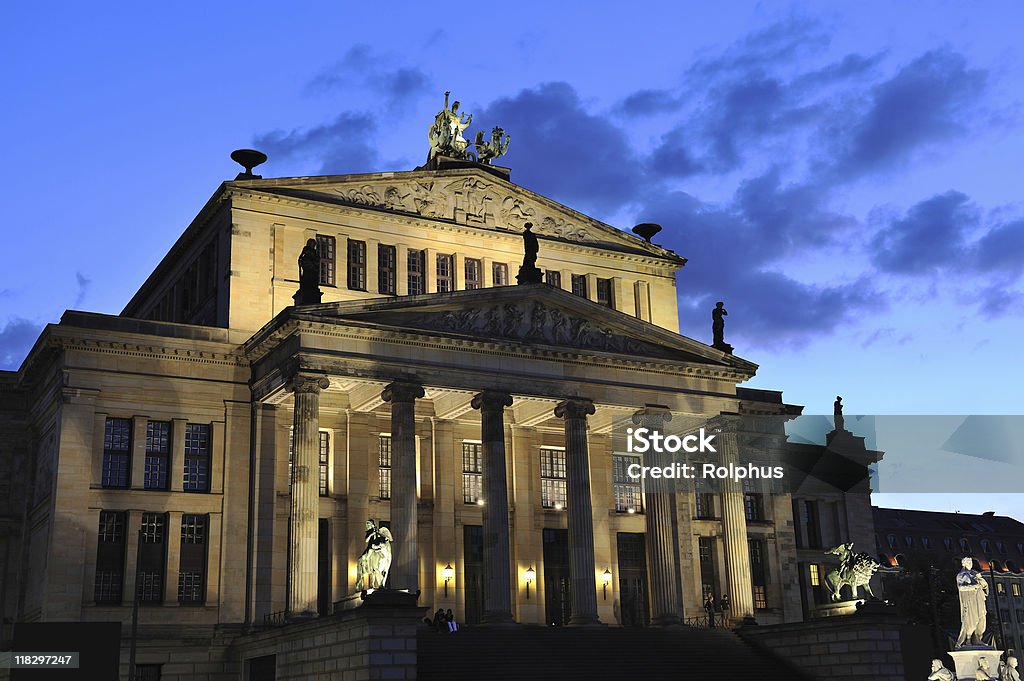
[936,556,1003,681]
[427,91,510,165]
[355,519,393,591]
[824,542,881,601]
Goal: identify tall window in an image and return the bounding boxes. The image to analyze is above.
[465,258,483,289]
[347,239,367,290]
[183,424,211,492]
[462,442,483,504]
[144,421,170,490]
[408,249,426,295]
[571,274,588,298]
[596,278,614,308]
[699,537,716,602]
[809,563,823,604]
[743,479,764,521]
[378,435,392,500]
[102,417,132,488]
[436,253,454,293]
[540,447,567,509]
[492,262,509,287]
[318,431,330,496]
[179,514,207,605]
[695,477,715,519]
[612,455,642,513]
[802,500,821,549]
[95,511,126,603]
[138,512,166,603]
[378,244,397,294]
[749,539,767,609]
[545,270,561,288]
[317,235,336,286]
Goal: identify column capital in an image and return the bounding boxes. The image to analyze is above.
[632,405,673,428]
[471,391,513,412]
[381,382,425,404]
[286,374,330,394]
[554,398,595,420]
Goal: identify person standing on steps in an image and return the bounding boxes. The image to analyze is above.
[704,595,716,628]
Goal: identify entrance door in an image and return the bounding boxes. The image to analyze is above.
[616,532,649,627]
[543,528,571,626]
[463,525,484,625]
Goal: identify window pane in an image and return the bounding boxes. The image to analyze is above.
[102,418,132,488]
[492,262,508,286]
[465,258,482,289]
[319,431,330,496]
[540,448,567,509]
[408,249,425,295]
[378,245,397,294]
[347,239,367,290]
[571,274,588,298]
[436,253,454,293]
[545,270,561,288]
[462,442,482,504]
[612,455,642,513]
[596,278,614,308]
[144,421,170,490]
[317,235,336,286]
[379,435,392,499]
[184,424,211,492]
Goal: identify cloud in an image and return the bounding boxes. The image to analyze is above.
[871,191,977,274]
[254,112,379,175]
[474,83,646,214]
[0,318,42,371]
[616,89,681,117]
[74,272,91,307]
[974,218,1024,276]
[306,45,431,110]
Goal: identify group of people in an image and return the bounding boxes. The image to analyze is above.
[703,594,731,628]
[426,608,459,633]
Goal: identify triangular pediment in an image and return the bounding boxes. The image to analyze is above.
[291,285,754,373]
[232,168,683,262]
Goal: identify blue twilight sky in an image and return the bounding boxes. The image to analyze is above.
[1,3,1022,515]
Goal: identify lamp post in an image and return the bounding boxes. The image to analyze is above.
[525,566,535,600]
[602,569,612,601]
[441,564,454,598]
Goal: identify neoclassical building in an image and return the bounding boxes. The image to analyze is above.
[0,146,881,676]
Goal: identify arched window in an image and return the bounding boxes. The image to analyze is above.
[944,537,953,551]
[905,536,914,547]
[982,539,992,554]
[1007,560,1018,573]
[992,559,1003,572]
[895,554,906,567]
[888,534,897,548]
[922,537,931,549]
[961,538,972,553]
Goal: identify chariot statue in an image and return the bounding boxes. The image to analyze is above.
[475,126,510,165]
[824,542,881,601]
[355,519,393,591]
[428,92,474,161]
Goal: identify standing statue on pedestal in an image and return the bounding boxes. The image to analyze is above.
[955,556,990,648]
[928,659,954,680]
[516,222,543,284]
[711,301,733,353]
[355,519,393,591]
[294,238,323,305]
[834,396,846,432]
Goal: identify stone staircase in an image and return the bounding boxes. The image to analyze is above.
[417,624,814,680]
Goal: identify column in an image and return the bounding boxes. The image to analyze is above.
[554,398,601,626]
[381,382,424,592]
[719,426,754,621]
[472,391,514,624]
[287,373,329,617]
[634,406,683,625]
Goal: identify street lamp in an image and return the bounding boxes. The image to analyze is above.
[441,563,454,598]
[525,566,536,600]
[602,569,613,600]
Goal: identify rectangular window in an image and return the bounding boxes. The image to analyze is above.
[178,514,207,605]
[465,258,483,289]
[407,249,426,295]
[545,270,561,288]
[1014,583,1021,598]
[698,537,716,603]
[183,424,211,492]
[95,511,126,603]
[347,239,367,290]
[462,442,483,504]
[436,253,454,293]
[743,479,764,521]
[378,435,392,500]
[317,235,336,286]
[809,563,820,586]
[803,501,821,549]
[694,477,715,519]
[144,421,170,490]
[102,417,132,488]
[319,431,330,497]
[492,262,509,287]
[378,244,397,294]
[612,455,642,513]
[540,447,567,509]
[571,274,588,298]
[753,585,767,610]
[138,512,166,603]
[596,278,614,308]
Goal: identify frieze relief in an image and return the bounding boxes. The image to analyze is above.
[329,178,596,242]
[380,300,666,357]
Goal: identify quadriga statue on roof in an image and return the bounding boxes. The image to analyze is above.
[475,126,510,165]
[427,92,510,164]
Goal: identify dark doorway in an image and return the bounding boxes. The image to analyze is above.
[318,518,331,615]
[463,525,484,625]
[543,528,571,626]
[617,532,649,627]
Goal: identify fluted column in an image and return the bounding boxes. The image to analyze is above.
[287,373,329,617]
[633,406,683,625]
[554,398,601,626]
[472,391,515,624]
[719,426,754,621]
[381,381,425,592]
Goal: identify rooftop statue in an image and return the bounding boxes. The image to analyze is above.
[475,126,510,165]
[711,301,733,353]
[834,395,846,432]
[955,556,990,648]
[824,542,880,601]
[428,91,474,161]
[293,238,323,305]
[355,519,393,591]
[516,222,543,285]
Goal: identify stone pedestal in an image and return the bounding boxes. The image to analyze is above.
[948,648,1002,680]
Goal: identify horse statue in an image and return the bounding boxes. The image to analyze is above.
[475,126,510,165]
[824,542,881,601]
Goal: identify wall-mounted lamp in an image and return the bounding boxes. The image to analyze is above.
[525,566,536,600]
[442,563,454,598]
[602,569,612,600]
[477,499,485,506]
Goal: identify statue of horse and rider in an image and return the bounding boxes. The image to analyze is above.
[824,542,882,601]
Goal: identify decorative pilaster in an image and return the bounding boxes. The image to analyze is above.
[381,382,425,592]
[718,425,754,622]
[471,391,514,624]
[554,398,601,626]
[633,406,683,625]
[286,373,329,617]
